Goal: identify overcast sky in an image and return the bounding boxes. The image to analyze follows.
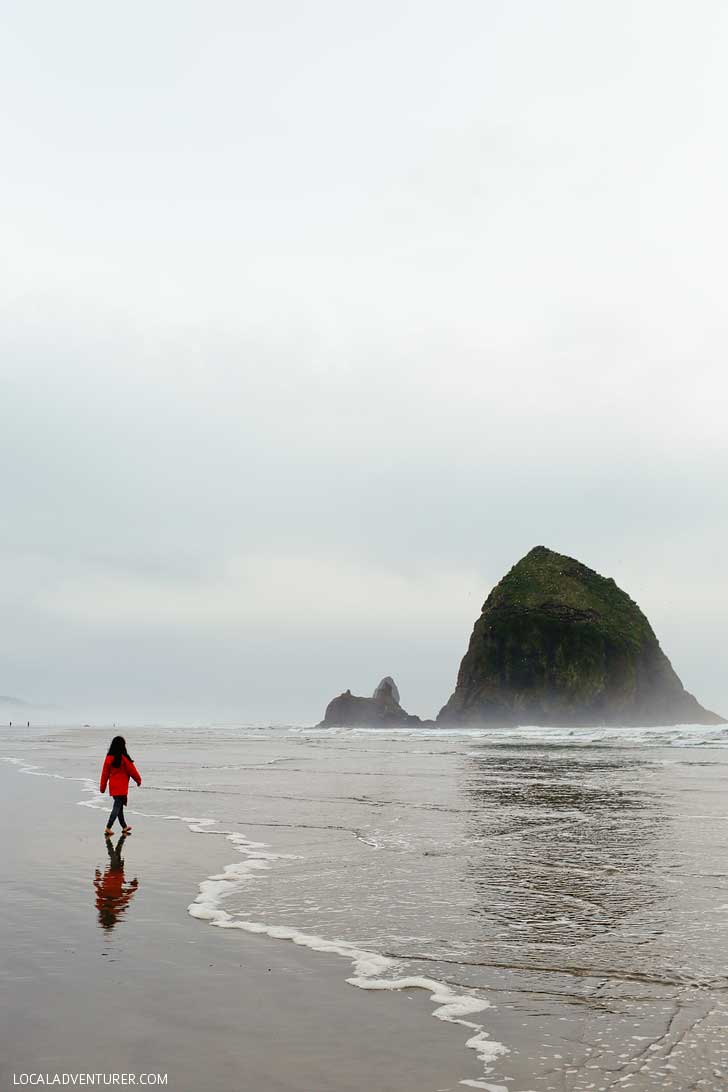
[1,1,726,724]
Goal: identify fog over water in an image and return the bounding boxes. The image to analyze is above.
[1,1,727,723]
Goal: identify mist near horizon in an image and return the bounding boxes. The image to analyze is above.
[1,1,727,724]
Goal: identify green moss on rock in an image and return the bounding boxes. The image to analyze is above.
[437,546,724,727]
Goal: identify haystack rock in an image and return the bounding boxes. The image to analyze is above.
[318,677,420,727]
[437,546,725,728]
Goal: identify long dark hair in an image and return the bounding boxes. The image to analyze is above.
[107,735,133,769]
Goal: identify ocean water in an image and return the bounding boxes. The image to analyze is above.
[4,720,728,1091]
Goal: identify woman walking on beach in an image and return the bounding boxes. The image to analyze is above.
[100,736,142,837]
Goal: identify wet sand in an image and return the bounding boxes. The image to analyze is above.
[0,762,483,1092]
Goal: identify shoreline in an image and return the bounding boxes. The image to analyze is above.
[1,757,488,1092]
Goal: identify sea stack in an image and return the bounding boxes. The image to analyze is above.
[437,546,725,728]
[319,677,421,727]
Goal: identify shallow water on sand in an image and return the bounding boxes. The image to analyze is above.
[4,720,728,1090]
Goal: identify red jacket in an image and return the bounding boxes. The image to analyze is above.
[100,754,142,797]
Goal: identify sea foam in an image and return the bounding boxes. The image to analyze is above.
[3,754,509,1082]
[185,816,510,1084]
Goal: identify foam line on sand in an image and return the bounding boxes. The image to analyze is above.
[2,752,511,1088]
[187,826,510,1085]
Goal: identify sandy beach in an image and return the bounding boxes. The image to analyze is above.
[0,760,482,1092]
[4,719,728,1092]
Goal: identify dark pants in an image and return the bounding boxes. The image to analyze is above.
[107,796,128,830]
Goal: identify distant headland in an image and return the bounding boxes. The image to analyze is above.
[318,546,725,729]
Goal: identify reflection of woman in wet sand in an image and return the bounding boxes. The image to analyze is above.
[94,834,139,932]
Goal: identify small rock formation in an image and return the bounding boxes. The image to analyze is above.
[318,677,421,727]
[373,676,400,705]
[437,546,725,727]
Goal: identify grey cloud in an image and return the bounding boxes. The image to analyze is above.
[0,1,726,722]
